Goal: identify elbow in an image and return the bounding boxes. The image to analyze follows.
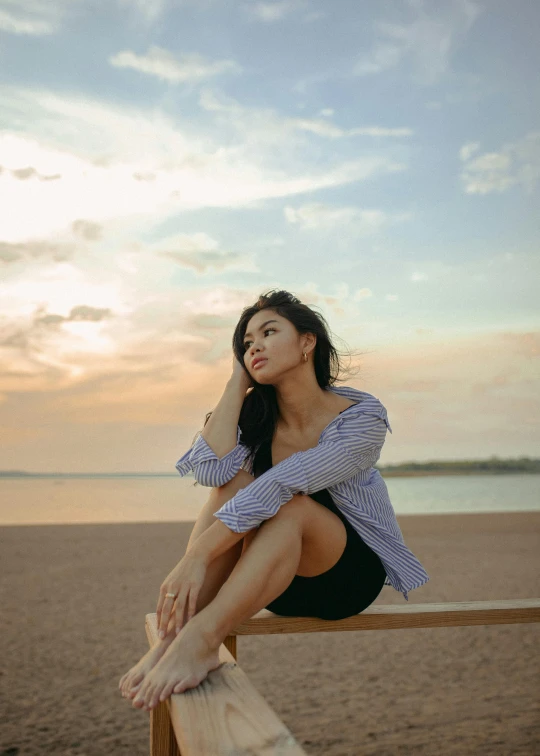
[192,464,232,488]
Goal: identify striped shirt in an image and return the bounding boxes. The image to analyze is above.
[175,385,430,602]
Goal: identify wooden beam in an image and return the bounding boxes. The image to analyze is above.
[145,615,307,755]
[226,599,540,636]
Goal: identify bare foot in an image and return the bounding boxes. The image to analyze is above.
[131,618,222,710]
[118,637,174,699]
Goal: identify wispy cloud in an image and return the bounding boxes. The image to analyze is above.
[152,232,259,274]
[0,0,84,35]
[0,86,406,243]
[284,202,412,233]
[354,0,483,85]
[118,0,169,22]
[199,87,413,143]
[460,131,540,195]
[245,0,305,23]
[109,47,242,84]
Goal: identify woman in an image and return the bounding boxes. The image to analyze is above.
[119,289,429,710]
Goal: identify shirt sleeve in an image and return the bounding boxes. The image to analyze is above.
[175,424,251,487]
[213,399,391,532]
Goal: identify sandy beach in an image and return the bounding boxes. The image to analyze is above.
[1,511,539,755]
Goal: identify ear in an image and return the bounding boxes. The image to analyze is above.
[303,332,317,354]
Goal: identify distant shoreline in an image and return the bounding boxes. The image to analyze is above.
[0,467,540,480]
[380,469,540,477]
[1,465,539,479]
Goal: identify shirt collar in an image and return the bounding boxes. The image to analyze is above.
[324,384,392,433]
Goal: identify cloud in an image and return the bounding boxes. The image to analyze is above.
[109,46,242,84]
[198,88,413,142]
[283,202,411,233]
[36,305,113,326]
[353,0,483,85]
[6,165,61,181]
[152,232,259,274]
[0,240,75,264]
[0,260,138,384]
[0,86,406,243]
[118,0,168,21]
[245,0,305,23]
[72,220,103,241]
[0,0,85,36]
[459,142,480,162]
[288,118,413,140]
[459,131,540,195]
[352,288,373,302]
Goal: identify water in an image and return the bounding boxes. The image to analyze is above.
[0,473,538,526]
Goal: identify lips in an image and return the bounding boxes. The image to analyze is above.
[252,358,267,369]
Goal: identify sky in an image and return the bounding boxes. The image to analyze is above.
[0,0,538,473]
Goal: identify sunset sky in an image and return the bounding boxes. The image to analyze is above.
[0,0,538,473]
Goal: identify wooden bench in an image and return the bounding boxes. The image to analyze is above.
[145,598,540,755]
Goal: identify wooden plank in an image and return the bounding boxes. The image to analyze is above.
[145,615,307,756]
[223,634,236,660]
[224,598,540,635]
[149,698,181,756]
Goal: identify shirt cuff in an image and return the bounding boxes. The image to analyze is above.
[175,427,247,485]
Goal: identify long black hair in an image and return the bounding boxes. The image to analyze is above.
[191,288,366,485]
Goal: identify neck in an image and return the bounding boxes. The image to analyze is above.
[273,374,331,434]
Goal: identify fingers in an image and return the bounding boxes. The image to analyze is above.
[173,587,189,633]
[187,589,199,625]
[157,589,177,638]
[175,587,199,633]
[156,590,165,630]
[157,582,201,638]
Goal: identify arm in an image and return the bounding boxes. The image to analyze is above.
[186,517,247,565]
[200,378,247,458]
[213,405,390,533]
[175,377,250,487]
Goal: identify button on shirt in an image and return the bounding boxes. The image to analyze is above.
[175,385,430,602]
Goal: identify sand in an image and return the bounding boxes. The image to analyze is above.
[1,511,539,756]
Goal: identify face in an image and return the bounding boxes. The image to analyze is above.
[242,310,313,384]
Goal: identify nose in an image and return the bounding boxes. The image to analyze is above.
[248,345,263,361]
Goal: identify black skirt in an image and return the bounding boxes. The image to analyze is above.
[252,438,387,621]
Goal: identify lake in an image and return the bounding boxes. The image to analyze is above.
[1,473,538,526]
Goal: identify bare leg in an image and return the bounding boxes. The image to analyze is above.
[132,497,308,709]
[185,470,258,614]
[118,470,257,699]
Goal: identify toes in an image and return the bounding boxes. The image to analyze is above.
[121,673,132,694]
[159,681,175,702]
[148,686,162,710]
[127,672,143,697]
[132,687,147,708]
[134,678,153,709]
[121,667,146,696]
[128,681,142,698]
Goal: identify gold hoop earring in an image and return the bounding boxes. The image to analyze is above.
[303,352,308,362]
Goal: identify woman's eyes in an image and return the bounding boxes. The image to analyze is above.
[244,328,275,349]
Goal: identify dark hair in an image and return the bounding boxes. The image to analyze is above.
[190,288,366,486]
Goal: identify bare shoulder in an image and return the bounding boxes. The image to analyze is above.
[331,395,358,413]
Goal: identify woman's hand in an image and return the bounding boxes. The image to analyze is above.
[231,353,254,393]
[156,553,208,638]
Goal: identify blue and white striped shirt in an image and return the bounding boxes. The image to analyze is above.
[175,385,430,602]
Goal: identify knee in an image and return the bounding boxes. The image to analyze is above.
[264,493,310,525]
